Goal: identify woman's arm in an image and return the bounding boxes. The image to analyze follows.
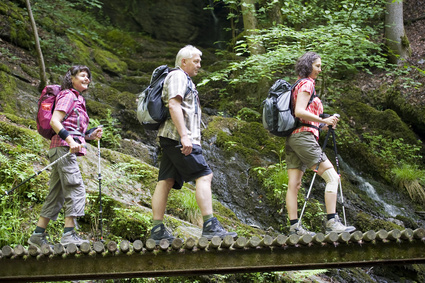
[50,110,82,153]
[294,91,338,127]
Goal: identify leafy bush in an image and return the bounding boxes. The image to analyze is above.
[253,148,325,233]
[89,109,122,150]
[362,133,423,167]
[109,207,151,241]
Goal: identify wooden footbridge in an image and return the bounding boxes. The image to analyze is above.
[1,228,424,282]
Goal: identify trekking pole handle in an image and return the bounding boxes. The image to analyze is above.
[319,113,340,118]
[319,113,339,130]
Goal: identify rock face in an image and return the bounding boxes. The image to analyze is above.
[101,0,228,46]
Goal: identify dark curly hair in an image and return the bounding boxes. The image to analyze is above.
[295,52,321,78]
[61,65,92,90]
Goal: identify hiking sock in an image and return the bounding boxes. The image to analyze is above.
[34,226,45,234]
[153,220,163,227]
[327,213,337,220]
[203,214,214,222]
[64,227,74,234]
[290,219,298,226]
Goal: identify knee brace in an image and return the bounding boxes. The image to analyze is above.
[321,168,339,194]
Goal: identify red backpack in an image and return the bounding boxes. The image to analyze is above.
[36,85,77,139]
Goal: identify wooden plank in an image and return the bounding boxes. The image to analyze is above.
[0,239,424,281]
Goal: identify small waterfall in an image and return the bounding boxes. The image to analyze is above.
[338,157,404,217]
[208,0,219,24]
[208,0,224,49]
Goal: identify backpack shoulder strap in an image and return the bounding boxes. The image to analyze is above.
[168,68,193,99]
[60,89,84,136]
[291,78,320,131]
[291,78,316,105]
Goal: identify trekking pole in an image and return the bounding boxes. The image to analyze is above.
[298,126,332,227]
[97,137,104,242]
[2,151,72,199]
[330,125,347,226]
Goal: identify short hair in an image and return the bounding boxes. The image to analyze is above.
[295,52,321,78]
[61,65,92,90]
[175,45,202,67]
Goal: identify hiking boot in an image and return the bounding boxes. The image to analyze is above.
[326,215,356,234]
[289,223,316,237]
[149,224,176,245]
[60,230,90,247]
[201,217,238,240]
[28,232,53,249]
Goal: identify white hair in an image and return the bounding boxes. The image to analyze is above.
[175,45,202,67]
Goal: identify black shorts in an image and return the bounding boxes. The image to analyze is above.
[158,137,212,189]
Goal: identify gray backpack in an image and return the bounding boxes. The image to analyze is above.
[137,65,191,130]
[262,78,317,137]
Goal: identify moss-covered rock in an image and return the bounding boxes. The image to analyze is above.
[0,72,18,114]
[85,99,113,120]
[0,1,33,50]
[89,83,121,106]
[204,116,286,166]
[340,98,417,143]
[20,63,39,79]
[354,212,403,231]
[116,91,137,109]
[93,48,128,76]
[68,36,99,70]
[387,88,425,140]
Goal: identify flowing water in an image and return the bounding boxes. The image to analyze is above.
[339,157,404,217]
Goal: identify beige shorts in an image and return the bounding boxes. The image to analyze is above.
[40,146,86,221]
[286,131,328,172]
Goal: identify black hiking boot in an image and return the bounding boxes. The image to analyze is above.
[201,217,238,240]
[149,223,176,245]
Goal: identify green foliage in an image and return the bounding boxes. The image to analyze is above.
[236,107,261,122]
[392,164,425,184]
[200,0,389,113]
[253,148,325,233]
[361,133,422,167]
[109,207,151,241]
[0,119,49,195]
[89,109,122,150]
[280,0,385,28]
[30,0,111,71]
[392,164,425,205]
[253,148,288,207]
[168,187,202,226]
[200,23,386,88]
[0,196,31,247]
[110,160,156,182]
[386,66,424,89]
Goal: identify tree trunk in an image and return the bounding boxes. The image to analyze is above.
[25,0,47,90]
[240,0,264,55]
[384,0,411,64]
[266,0,282,26]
